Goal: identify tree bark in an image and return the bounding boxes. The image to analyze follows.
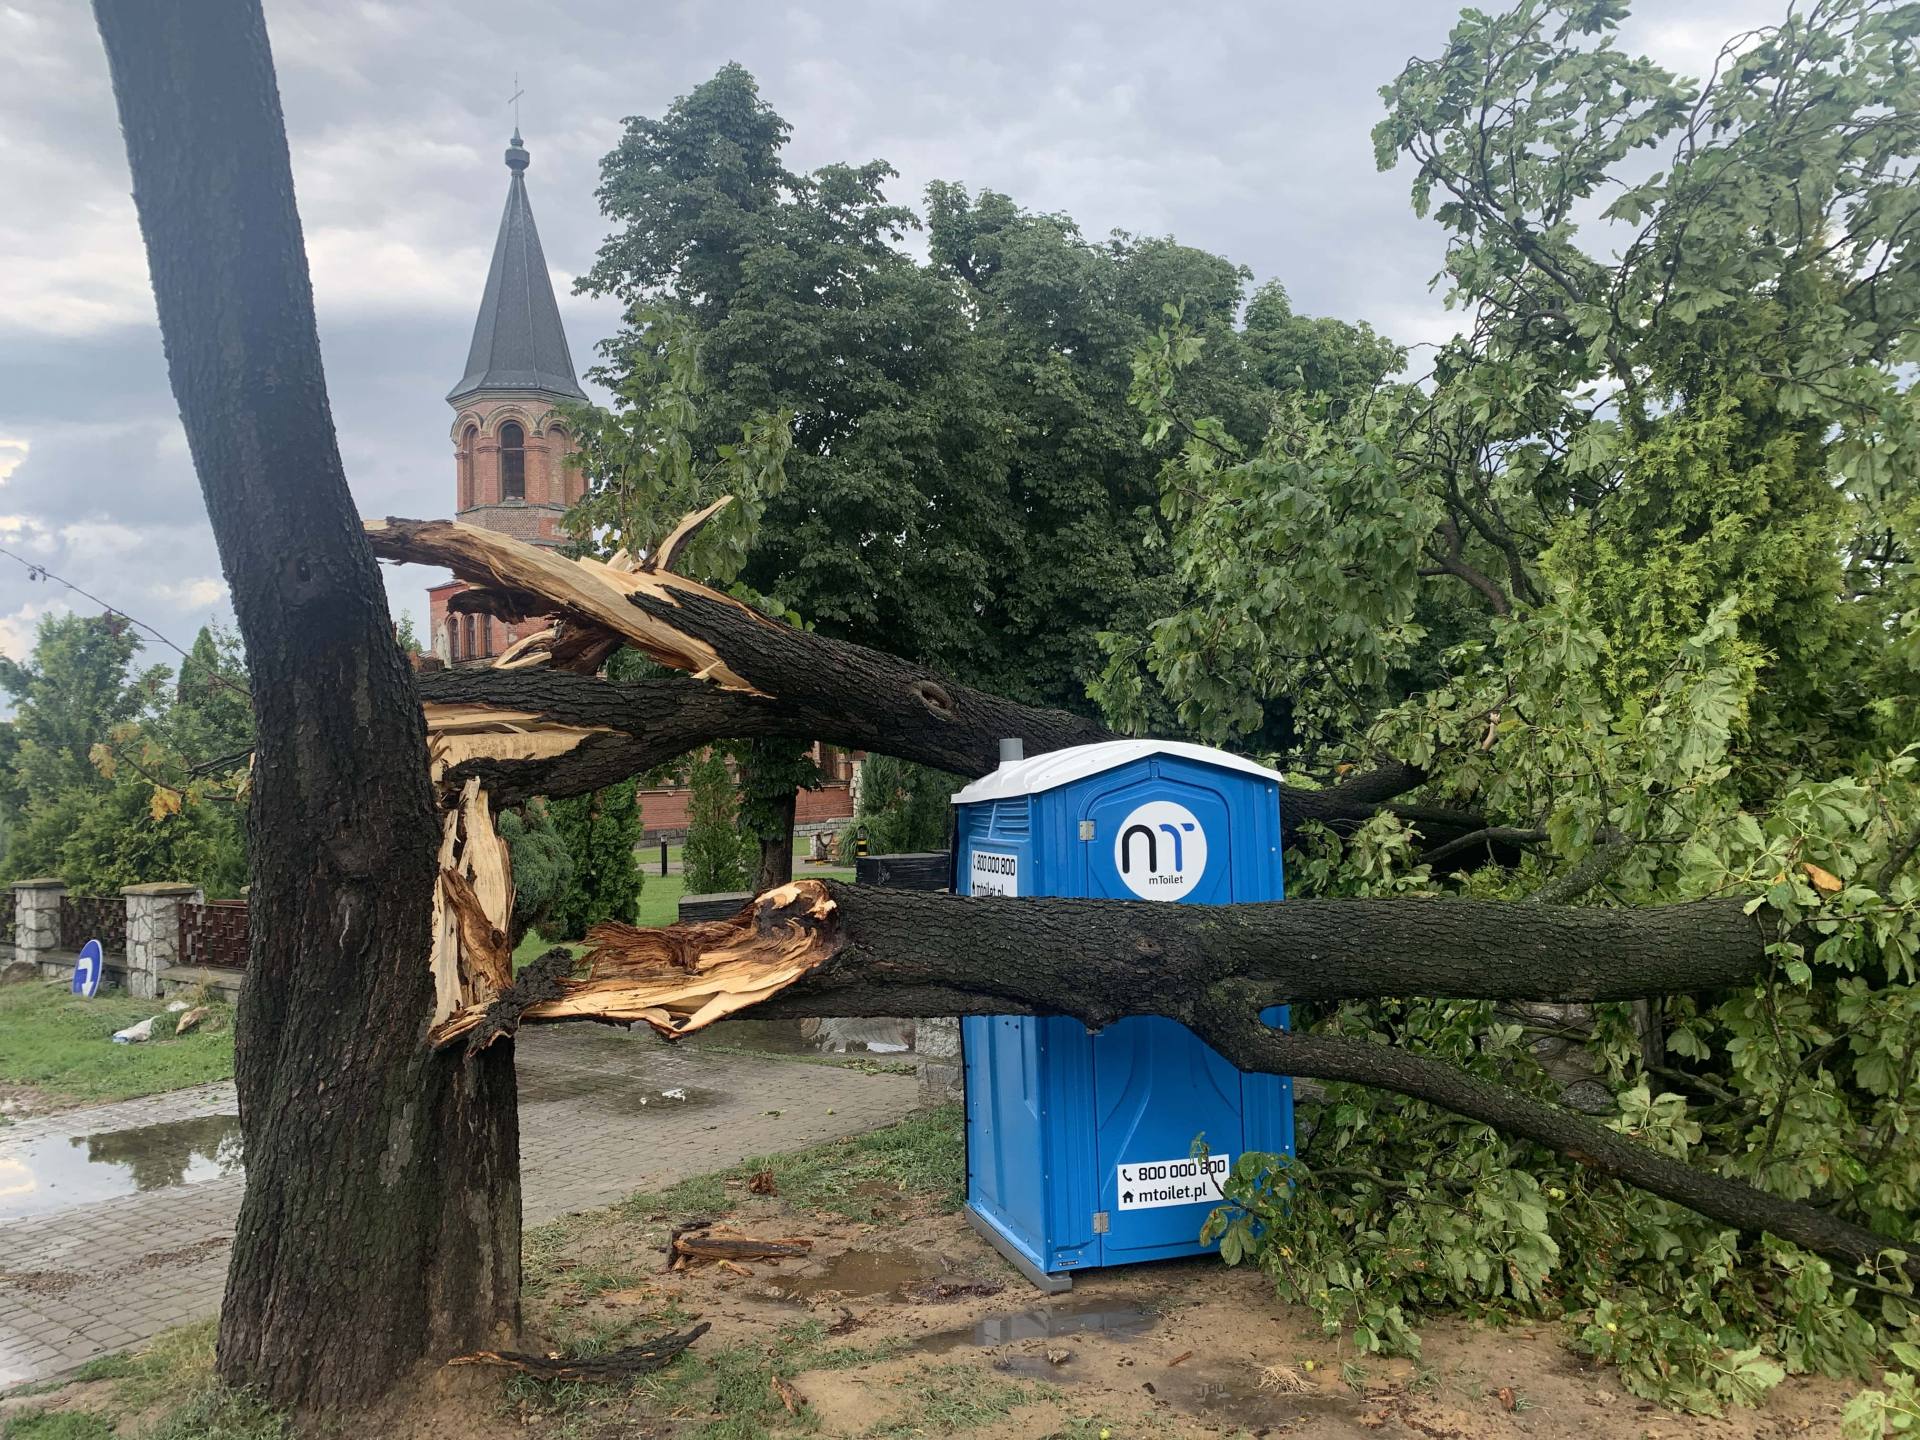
[414,667,1459,846]
[93,3,518,1410]
[753,788,798,893]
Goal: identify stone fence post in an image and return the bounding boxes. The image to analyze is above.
[13,879,67,980]
[122,883,200,1000]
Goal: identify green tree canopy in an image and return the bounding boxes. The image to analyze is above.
[1120,0,1920,1416]
[0,614,250,895]
[580,64,1397,712]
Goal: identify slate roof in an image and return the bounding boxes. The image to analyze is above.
[447,132,588,405]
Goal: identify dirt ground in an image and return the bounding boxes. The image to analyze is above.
[459,1171,1861,1440]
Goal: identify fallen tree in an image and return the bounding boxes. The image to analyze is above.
[431,881,1912,1284]
[93,2,1916,1421]
[381,517,1485,847]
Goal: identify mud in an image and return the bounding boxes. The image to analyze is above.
[0,1114,242,1221]
[762,1246,949,1300]
[519,1192,1864,1439]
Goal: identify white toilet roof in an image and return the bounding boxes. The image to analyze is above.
[952,739,1283,804]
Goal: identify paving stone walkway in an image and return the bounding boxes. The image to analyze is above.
[0,1025,919,1389]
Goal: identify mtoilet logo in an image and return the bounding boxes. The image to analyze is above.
[1113,800,1208,900]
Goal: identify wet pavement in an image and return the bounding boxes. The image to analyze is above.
[0,1023,919,1389]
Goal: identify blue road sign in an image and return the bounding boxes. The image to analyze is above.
[71,938,104,999]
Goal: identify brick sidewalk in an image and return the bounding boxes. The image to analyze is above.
[0,1026,919,1388]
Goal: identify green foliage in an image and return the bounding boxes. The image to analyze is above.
[561,304,791,580]
[1135,0,1920,1416]
[498,798,574,940]
[545,784,642,941]
[731,737,821,884]
[842,755,959,857]
[0,616,249,896]
[681,746,753,894]
[581,67,1389,715]
[0,1413,115,1440]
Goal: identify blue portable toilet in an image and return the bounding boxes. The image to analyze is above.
[954,740,1294,1291]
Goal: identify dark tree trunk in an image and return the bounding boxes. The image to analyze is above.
[753,788,798,893]
[93,2,518,1410]
[416,669,1459,847]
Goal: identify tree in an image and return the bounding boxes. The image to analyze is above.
[496,798,572,946]
[1096,0,1920,1409]
[682,745,752,893]
[100,0,1920,1422]
[843,755,956,856]
[0,616,249,896]
[544,784,641,938]
[95,0,516,1411]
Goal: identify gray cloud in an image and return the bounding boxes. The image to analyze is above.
[2,0,1783,672]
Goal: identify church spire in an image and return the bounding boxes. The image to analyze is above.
[446,132,587,405]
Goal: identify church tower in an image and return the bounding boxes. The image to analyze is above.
[429,130,588,664]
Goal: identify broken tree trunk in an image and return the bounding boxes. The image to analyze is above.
[377,516,1481,847]
[94,1,520,1410]
[438,881,1915,1286]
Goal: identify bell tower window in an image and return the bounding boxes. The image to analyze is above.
[458,424,478,509]
[499,421,525,500]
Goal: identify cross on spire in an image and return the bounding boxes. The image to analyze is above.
[509,74,524,137]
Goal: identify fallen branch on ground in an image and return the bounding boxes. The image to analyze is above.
[448,1323,711,1382]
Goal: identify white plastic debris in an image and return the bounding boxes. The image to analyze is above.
[112,1016,160,1044]
[660,1087,689,1101]
[165,999,190,1013]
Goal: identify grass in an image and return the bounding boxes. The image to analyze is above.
[0,980,234,1106]
[1,1415,117,1439]
[1,1321,285,1440]
[614,1102,965,1224]
[865,1365,1037,1436]
[9,1108,970,1440]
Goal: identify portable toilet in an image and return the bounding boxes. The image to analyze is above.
[954,739,1293,1291]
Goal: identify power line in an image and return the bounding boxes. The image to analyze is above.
[0,543,248,698]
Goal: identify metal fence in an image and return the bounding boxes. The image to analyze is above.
[179,899,250,970]
[59,894,126,953]
[0,902,13,949]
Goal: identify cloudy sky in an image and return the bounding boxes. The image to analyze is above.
[0,0,1779,675]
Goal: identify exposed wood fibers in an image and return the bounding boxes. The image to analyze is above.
[427,882,838,1048]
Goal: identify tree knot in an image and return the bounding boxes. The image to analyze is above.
[908,679,956,720]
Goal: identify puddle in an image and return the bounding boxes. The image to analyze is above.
[1155,1359,1356,1430]
[764,1247,948,1300]
[0,1114,243,1221]
[917,1298,1158,1354]
[687,1018,916,1057]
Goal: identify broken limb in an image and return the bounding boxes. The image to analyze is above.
[449,1324,711,1382]
[377,518,1482,843]
[426,881,1913,1285]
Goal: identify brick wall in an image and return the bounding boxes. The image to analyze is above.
[638,783,854,841]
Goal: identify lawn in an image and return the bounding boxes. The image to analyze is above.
[0,980,234,1110]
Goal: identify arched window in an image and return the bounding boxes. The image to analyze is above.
[463,614,476,662]
[459,424,478,509]
[447,616,461,662]
[499,421,525,501]
[483,617,494,657]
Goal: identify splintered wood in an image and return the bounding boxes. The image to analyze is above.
[427,881,840,1049]
[668,1221,812,1272]
[365,513,765,691]
[382,505,845,1048]
[428,779,518,1029]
